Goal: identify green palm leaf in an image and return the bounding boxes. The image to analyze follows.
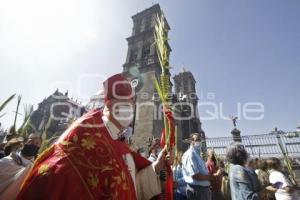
[153,77,166,103]
[18,104,34,137]
[0,94,16,117]
[13,95,22,128]
[153,12,173,149]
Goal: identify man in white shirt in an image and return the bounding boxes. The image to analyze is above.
[268,157,299,200]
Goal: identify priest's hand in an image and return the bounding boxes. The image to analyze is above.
[152,146,167,174]
[165,150,174,166]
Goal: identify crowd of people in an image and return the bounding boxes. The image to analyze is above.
[148,135,300,200]
[0,131,42,200]
[0,73,299,200]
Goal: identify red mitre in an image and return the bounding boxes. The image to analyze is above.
[103,73,133,103]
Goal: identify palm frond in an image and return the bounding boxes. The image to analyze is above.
[153,77,166,103]
[154,13,169,71]
[37,117,55,153]
[153,12,173,149]
[13,95,22,128]
[277,135,297,185]
[0,94,16,116]
[18,104,34,137]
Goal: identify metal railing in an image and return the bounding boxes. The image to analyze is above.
[206,133,300,158]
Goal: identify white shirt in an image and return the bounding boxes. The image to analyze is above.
[148,153,158,163]
[101,115,162,200]
[0,153,33,200]
[269,170,299,200]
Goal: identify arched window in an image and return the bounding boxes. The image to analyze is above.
[142,43,150,59]
[130,49,138,62]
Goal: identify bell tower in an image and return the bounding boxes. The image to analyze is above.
[173,69,206,151]
[123,4,171,149]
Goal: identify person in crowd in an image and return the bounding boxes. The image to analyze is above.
[220,159,231,200]
[0,142,6,159]
[0,141,40,200]
[148,138,161,162]
[17,73,169,200]
[173,151,187,200]
[206,148,224,200]
[3,126,17,143]
[255,158,262,175]
[3,137,23,157]
[226,143,260,200]
[182,133,218,200]
[26,133,43,149]
[257,159,276,200]
[246,158,262,193]
[268,157,299,200]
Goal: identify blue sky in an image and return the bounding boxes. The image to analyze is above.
[0,0,299,137]
[162,0,300,136]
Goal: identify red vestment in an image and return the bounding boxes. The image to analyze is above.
[17,109,154,200]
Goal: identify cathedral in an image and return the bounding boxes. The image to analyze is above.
[122,4,205,151]
[30,4,205,153]
[28,89,86,139]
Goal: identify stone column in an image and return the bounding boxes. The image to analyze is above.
[231,128,242,142]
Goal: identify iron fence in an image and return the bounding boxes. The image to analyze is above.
[206,133,300,158]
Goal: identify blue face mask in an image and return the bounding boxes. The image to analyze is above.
[193,142,202,154]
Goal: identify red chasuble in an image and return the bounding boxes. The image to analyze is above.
[17,109,153,200]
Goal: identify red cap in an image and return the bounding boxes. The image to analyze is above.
[103,73,133,103]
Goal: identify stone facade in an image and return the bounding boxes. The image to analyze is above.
[29,89,86,138]
[123,4,171,149]
[123,4,205,152]
[173,70,206,152]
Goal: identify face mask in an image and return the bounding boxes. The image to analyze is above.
[113,105,134,128]
[21,144,39,157]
